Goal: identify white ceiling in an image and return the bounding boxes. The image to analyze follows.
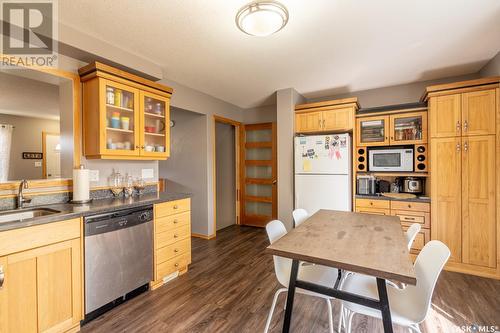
[59,0,500,108]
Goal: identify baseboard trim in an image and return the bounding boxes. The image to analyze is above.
[191,232,216,240]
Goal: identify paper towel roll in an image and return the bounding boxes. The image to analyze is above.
[73,167,90,202]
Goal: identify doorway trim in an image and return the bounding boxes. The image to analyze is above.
[212,115,242,239]
[42,131,60,179]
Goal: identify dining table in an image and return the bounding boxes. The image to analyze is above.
[266,209,417,333]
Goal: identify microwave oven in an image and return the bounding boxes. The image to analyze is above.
[368,147,413,172]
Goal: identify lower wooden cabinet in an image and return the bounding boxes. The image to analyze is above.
[151,198,192,290]
[0,219,83,333]
[355,198,431,254]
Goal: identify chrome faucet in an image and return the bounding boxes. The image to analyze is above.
[17,180,32,209]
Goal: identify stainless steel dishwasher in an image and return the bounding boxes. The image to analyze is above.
[84,205,153,322]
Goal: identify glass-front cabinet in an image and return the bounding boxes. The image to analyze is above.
[356,111,428,147]
[81,63,172,160]
[102,80,141,156]
[356,115,390,146]
[140,91,170,158]
[389,111,427,145]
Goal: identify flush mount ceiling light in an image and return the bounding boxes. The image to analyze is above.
[236,1,289,37]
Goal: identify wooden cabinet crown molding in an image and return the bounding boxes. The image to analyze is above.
[79,61,173,96]
[295,97,359,112]
[421,76,500,102]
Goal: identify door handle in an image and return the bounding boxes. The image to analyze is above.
[318,119,321,128]
[456,121,461,133]
[272,180,277,185]
[463,120,468,132]
[464,141,468,152]
[322,119,325,128]
[456,143,461,152]
[0,265,4,289]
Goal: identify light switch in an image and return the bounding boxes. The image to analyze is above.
[34,161,42,167]
[89,170,99,182]
[142,168,154,179]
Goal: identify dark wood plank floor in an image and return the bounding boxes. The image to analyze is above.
[82,225,500,333]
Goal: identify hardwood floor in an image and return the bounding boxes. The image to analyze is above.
[82,225,500,333]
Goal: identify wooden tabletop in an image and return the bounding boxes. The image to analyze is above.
[267,210,417,285]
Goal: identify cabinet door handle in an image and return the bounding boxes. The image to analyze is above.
[456,143,461,152]
[463,120,468,132]
[174,234,178,238]
[135,145,140,149]
[141,145,145,149]
[174,248,179,253]
[173,205,178,209]
[174,263,179,268]
[318,119,322,128]
[456,121,461,133]
[322,119,325,128]
[0,265,4,289]
[464,141,468,152]
[173,219,178,224]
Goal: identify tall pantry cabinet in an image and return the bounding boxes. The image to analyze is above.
[424,77,500,279]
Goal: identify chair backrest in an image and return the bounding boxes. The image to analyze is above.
[403,240,450,323]
[265,220,293,287]
[405,223,421,251]
[292,208,309,227]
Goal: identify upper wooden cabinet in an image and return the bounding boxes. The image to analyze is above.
[294,98,358,134]
[0,219,83,333]
[356,110,427,146]
[425,80,497,138]
[79,62,173,160]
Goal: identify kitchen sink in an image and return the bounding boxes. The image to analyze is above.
[0,208,61,224]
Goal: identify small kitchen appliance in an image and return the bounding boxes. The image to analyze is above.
[401,177,423,194]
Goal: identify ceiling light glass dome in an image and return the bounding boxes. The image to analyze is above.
[236,1,289,37]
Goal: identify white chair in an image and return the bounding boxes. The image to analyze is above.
[292,208,309,227]
[338,240,450,333]
[264,220,338,333]
[405,223,421,250]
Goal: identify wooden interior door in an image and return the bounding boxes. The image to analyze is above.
[240,123,277,227]
[431,136,462,263]
[461,89,496,136]
[295,111,322,133]
[429,94,461,138]
[461,135,496,268]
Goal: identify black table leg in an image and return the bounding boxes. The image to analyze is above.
[282,259,299,333]
[376,278,393,333]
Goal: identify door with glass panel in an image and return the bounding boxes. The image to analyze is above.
[100,79,140,156]
[240,122,277,227]
[356,115,390,147]
[140,91,170,158]
[389,111,428,145]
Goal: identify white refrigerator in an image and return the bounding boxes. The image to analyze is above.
[294,133,352,214]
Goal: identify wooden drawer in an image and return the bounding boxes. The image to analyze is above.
[155,198,191,218]
[156,253,191,280]
[355,207,391,215]
[390,201,430,212]
[355,198,390,209]
[156,238,191,264]
[156,211,190,234]
[156,224,190,249]
[402,226,430,253]
[392,210,431,228]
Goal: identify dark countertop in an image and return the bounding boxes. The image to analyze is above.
[355,194,431,203]
[0,192,191,232]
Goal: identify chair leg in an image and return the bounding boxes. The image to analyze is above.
[345,310,355,333]
[264,288,287,333]
[325,298,334,333]
[337,303,344,333]
[408,323,422,333]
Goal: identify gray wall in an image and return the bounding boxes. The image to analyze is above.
[243,104,277,124]
[159,108,209,235]
[306,73,481,108]
[480,51,500,77]
[277,88,305,230]
[0,114,60,180]
[215,121,236,231]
